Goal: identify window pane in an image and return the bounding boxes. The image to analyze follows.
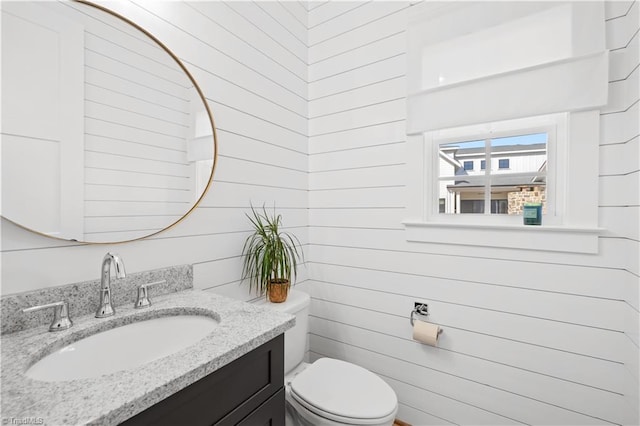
[438,135,547,215]
[438,140,485,214]
[491,133,547,174]
[439,140,485,176]
[490,188,509,214]
[460,199,484,214]
[491,199,509,214]
[506,185,546,215]
[490,133,547,215]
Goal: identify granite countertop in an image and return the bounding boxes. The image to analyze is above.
[1,290,295,425]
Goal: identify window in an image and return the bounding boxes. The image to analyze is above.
[405,111,602,253]
[437,129,548,216]
[438,198,446,213]
[404,2,605,253]
[460,199,508,214]
[480,160,486,170]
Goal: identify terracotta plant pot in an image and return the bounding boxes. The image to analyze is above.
[268,279,290,303]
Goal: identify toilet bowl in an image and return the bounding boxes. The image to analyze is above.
[286,358,398,425]
[255,290,398,426]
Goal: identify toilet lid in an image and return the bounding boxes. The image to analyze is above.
[290,358,397,423]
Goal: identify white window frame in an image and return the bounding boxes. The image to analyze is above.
[404,111,602,254]
[404,1,607,254]
[426,114,562,226]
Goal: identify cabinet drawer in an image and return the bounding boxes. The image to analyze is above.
[121,334,284,426]
[234,388,285,426]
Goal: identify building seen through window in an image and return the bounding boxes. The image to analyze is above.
[437,133,547,215]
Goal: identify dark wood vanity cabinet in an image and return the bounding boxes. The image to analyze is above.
[121,334,285,426]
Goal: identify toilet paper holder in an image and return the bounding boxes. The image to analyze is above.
[410,303,444,335]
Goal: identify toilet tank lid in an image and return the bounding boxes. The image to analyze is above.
[290,358,397,420]
[254,290,310,313]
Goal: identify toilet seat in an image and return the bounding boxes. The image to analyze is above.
[288,358,398,425]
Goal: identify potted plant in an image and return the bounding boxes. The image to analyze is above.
[241,205,303,303]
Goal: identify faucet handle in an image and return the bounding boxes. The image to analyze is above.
[134,280,165,309]
[23,301,73,332]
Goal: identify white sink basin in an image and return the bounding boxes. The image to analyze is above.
[26,315,219,382]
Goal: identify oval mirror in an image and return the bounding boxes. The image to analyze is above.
[1,0,217,243]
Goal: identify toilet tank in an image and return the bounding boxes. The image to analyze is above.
[254,290,310,374]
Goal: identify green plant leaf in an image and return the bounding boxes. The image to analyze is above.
[240,203,303,296]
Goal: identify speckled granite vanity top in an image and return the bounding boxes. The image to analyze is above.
[1,290,294,425]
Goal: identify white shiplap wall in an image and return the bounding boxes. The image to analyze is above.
[60,1,196,241]
[1,1,638,425]
[307,1,639,425]
[0,0,309,302]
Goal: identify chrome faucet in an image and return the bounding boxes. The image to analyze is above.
[23,301,73,332]
[96,252,126,318]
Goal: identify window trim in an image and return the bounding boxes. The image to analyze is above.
[404,2,606,254]
[403,221,602,254]
[427,115,561,225]
[404,111,603,253]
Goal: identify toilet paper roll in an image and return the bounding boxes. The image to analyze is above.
[412,319,440,346]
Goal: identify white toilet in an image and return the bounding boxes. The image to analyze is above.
[256,290,398,426]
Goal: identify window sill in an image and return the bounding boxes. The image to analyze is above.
[403,221,603,254]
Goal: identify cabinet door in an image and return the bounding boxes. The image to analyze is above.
[235,389,285,426]
[121,334,284,426]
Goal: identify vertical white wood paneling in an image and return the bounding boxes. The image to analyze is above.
[307,1,639,424]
